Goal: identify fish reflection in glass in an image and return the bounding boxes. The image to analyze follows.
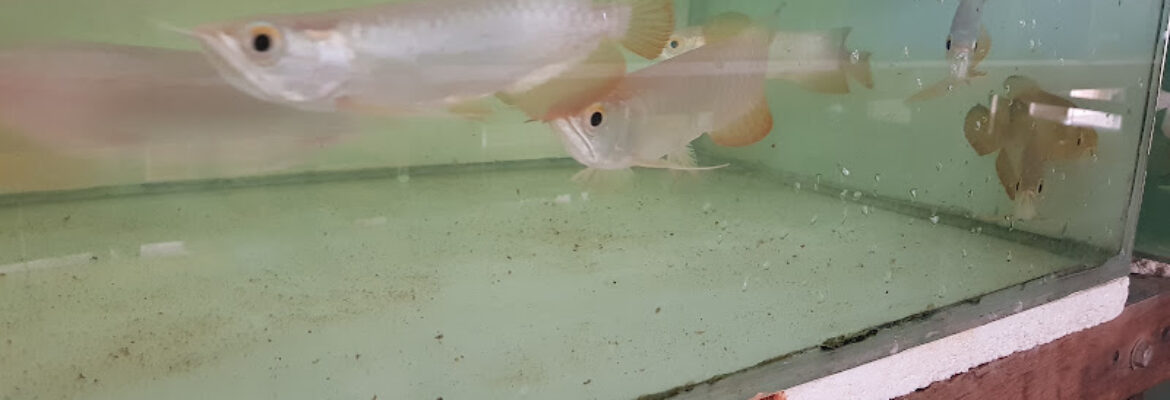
[907,0,991,103]
[189,0,673,119]
[0,43,356,191]
[548,13,774,181]
[963,76,1099,220]
[655,25,874,95]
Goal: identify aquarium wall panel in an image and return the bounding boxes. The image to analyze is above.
[696,0,1160,250]
[0,0,1162,399]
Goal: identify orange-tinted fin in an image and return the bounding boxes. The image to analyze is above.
[701,12,754,44]
[1003,75,1041,100]
[995,151,1019,200]
[709,98,773,147]
[446,99,494,121]
[846,50,874,89]
[964,104,1001,156]
[497,42,626,121]
[905,77,959,103]
[622,0,674,59]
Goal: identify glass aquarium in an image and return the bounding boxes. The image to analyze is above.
[1137,42,1170,262]
[0,0,1162,399]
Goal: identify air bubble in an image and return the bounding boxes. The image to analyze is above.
[853,191,862,200]
[850,50,861,63]
[930,215,940,224]
[842,167,851,177]
[910,189,919,199]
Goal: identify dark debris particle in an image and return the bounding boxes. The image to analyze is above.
[355,354,361,360]
[435,333,444,340]
[655,307,661,314]
[583,379,592,385]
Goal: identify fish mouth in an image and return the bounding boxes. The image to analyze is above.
[552,118,599,167]
[947,48,974,79]
[1013,192,1039,221]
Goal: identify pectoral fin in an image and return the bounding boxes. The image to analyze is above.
[709,98,774,147]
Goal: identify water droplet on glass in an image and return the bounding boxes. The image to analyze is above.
[794,182,802,191]
[840,189,849,200]
[841,167,851,177]
[862,205,871,215]
[1006,251,1013,262]
[916,78,924,88]
[903,46,911,58]
[930,215,940,224]
[1058,58,1066,66]
[961,249,968,258]
[1028,39,1037,50]
[936,162,944,172]
[1019,19,1027,28]
[874,174,882,182]
[1030,19,1037,28]
[850,49,861,64]
[810,215,819,225]
[974,120,982,130]
[910,189,919,199]
[853,191,863,200]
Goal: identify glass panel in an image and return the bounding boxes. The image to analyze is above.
[1137,43,1170,260]
[0,0,1160,399]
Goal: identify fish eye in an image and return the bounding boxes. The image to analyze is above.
[590,111,604,127]
[1077,136,1083,146]
[946,37,952,51]
[1037,181,1044,193]
[669,40,679,49]
[1015,182,1020,191]
[245,23,282,55]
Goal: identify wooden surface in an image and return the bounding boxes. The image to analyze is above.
[898,276,1170,400]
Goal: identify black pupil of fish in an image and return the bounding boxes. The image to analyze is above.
[590,111,604,127]
[670,40,679,49]
[945,39,952,50]
[253,33,272,53]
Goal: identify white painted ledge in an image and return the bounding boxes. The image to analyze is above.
[771,276,1130,400]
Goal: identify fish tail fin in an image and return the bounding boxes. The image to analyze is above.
[709,97,774,147]
[905,77,959,103]
[621,0,674,59]
[964,104,1002,156]
[845,50,874,89]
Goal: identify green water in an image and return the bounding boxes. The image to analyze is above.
[0,0,1163,399]
[1136,48,1170,260]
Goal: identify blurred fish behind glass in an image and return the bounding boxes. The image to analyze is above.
[963,76,1098,220]
[190,0,673,119]
[0,43,357,192]
[906,0,991,103]
[656,25,874,94]
[549,13,774,181]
